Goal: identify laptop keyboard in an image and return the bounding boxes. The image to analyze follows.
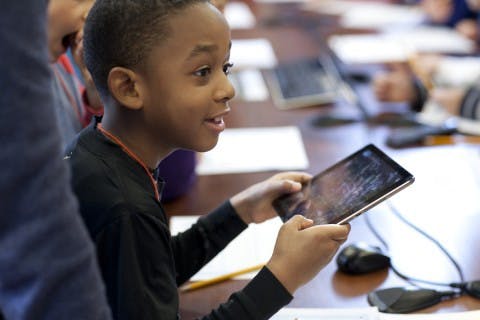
[272,58,332,99]
[267,57,339,109]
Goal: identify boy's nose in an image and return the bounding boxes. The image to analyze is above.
[216,76,236,103]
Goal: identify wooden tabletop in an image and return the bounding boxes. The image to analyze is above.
[163,1,480,317]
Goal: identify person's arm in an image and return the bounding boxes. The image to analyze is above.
[0,3,111,319]
[172,201,248,284]
[459,85,480,119]
[172,172,311,283]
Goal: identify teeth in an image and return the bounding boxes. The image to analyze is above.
[213,117,222,123]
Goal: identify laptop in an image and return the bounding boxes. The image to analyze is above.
[265,55,340,110]
[266,51,419,127]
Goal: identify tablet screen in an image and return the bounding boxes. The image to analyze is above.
[273,144,414,225]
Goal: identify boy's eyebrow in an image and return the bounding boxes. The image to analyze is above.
[187,41,232,60]
[188,44,218,59]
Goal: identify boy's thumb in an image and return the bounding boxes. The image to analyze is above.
[286,215,314,230]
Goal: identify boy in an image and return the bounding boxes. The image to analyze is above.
[67,0,351,319]
[48,0,196,202]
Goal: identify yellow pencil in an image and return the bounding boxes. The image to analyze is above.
[179,263,265,292]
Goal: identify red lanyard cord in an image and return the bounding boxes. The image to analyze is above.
[97,123,160,201]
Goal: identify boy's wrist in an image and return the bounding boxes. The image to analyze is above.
[229,195,252,225]
[265,260,298,295]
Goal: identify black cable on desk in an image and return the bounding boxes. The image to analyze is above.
[363,201,465,288]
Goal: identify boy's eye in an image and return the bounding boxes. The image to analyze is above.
[194,67,211,77]
[223,62,234,75]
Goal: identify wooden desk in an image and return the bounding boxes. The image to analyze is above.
[163,2,480,318]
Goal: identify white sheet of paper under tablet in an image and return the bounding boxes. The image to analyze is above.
[196,126,309,175]
[170,216,282,280]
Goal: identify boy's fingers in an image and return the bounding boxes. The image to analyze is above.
[324,224,351,241]
[274,172,312,184]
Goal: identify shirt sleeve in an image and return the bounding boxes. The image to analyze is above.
[197,267,293,320]
[171,201,248,284]
[459,85,480,120]
[0,3,111,320]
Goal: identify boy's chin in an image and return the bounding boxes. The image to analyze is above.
[195,140,219,153]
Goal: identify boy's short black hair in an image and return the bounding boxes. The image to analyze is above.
[84,0,208,100]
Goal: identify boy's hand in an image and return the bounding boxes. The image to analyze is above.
[266,215,350,294]
[373,66,416,103]
[230,172,311,225]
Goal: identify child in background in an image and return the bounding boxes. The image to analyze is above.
[67,0,351,319]
[420,0,478,41]
[47,0,103,149]
[372,0,480,118]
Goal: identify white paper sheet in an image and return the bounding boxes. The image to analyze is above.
[196,126,309,175]
[271,307,380,320]
[379,310,480,319]
[224,2,256,29]
[339,3,424,30]
[329,34,409,64]
[271,307,480,320]
[230,38,278,69]
[170,215,282,280]
[329,27,475,64]
[434,56,480,88]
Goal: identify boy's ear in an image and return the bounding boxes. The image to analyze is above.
[107,67,145,110]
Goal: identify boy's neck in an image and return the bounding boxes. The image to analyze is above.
[101,113,170,169]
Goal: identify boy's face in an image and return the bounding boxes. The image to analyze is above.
[139,3,235,153]
[47,0,94,62]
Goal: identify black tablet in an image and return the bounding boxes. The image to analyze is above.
[273,144,414,225]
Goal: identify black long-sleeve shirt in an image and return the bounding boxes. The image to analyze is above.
[67,124,292,320]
